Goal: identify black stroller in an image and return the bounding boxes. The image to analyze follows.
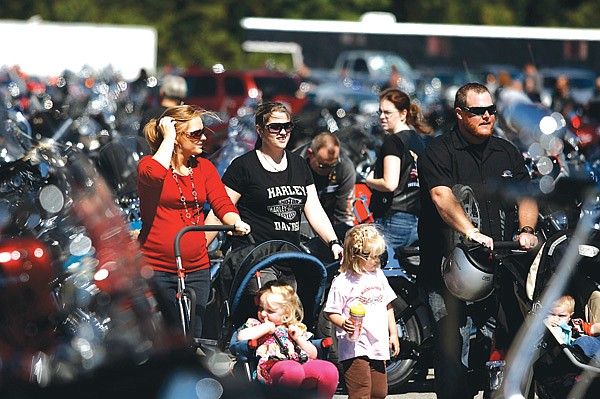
[215,239,333,382]
[527,229,600,398]
[501,226,600,398]
[174,227,329,347]
[215,239,328,345]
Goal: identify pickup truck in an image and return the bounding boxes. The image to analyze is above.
[309,50,416,94]
[333,50,414,81]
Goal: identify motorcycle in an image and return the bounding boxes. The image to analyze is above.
[0,108,177,388]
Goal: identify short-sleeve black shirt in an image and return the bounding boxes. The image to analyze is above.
[222,150,314,247]
[417,125,530,288]
[370,130,425,217]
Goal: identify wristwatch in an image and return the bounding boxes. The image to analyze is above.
[519,225,535,235]
[328,239,343,249]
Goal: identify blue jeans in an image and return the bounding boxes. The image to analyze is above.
[153,269,210,339]
[375,211,418,267]
[427,288,495,399]
[574,335,600,359]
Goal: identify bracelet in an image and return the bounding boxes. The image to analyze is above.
[465,228,479,240]
[328,239,343,250]
[519,225,535,235]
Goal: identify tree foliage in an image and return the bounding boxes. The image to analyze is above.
[1,0,599,72]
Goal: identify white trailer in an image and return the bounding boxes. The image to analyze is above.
[0,17,157,80]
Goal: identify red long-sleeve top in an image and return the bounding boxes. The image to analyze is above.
[137,156,238,273]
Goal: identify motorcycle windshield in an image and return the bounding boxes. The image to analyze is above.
[96,135,150,196]
[211,114,257,176]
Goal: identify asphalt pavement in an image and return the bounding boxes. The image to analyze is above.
[333,369,486,399]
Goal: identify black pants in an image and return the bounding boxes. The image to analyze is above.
[153,268,210,339]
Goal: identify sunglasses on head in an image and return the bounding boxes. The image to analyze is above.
[460,105,497,116]
[182,127,206,140]
[265,122,294,134]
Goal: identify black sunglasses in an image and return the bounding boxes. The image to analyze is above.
[460,105,497,116]
[317,159,339,169]
[356,251,388,266]
[182,127,206,140]
[265,122,294,134]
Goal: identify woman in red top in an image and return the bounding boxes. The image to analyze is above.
[138,105,250,338]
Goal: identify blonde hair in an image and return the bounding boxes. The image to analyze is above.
[340,224,387,275]
[257,280,304,326]
[142,105,220,153]
[554,295,575,313]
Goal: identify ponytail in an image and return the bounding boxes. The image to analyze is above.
[380,88,433,136]
[407,103,434,136]
[144,118,163,153]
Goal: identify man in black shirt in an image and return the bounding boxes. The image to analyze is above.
[418,82,539,399]
[295,132,356,236]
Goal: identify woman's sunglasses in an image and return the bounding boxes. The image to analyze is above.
[182,127,206,140]
[265,122,294,134]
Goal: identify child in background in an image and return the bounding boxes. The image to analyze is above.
[324,224,400,399]
[546,295,600,360]
[235,280,339,398]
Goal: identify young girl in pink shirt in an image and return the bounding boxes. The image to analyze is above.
[324,224,400,399]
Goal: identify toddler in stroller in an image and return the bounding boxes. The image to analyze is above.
[534,294,600,398]
[511,228,600,398]
[215,239,329,346]
[215,240,338,390]
[546,295,600,361]
[232,280,338,398]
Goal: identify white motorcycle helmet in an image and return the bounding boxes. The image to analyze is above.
[442,242,497,302]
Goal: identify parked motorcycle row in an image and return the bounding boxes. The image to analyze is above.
[2,64,600,398]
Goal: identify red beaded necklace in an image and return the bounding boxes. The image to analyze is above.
[171,165,201,225]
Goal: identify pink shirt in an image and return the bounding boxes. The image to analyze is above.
[324,268,396,362]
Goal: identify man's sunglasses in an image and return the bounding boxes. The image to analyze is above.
[182,127,206,140]
[316,159,339,169]
[460,105,497,116]
[265,122,294,134]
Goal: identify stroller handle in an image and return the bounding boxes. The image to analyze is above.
[174,225,236,258]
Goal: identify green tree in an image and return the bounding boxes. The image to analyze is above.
[1,0,600,71]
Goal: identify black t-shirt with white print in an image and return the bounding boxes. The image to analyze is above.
[222,150,314,247]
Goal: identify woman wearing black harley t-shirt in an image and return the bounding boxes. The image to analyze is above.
[205,102,343,289]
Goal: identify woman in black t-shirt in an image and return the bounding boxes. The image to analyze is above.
[205,102,343,290]
[366,88,433,253]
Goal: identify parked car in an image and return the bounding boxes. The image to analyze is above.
[539,67,597,108]
[332,50,416,93]
[307,82,379,115]
[183,67,308,117]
